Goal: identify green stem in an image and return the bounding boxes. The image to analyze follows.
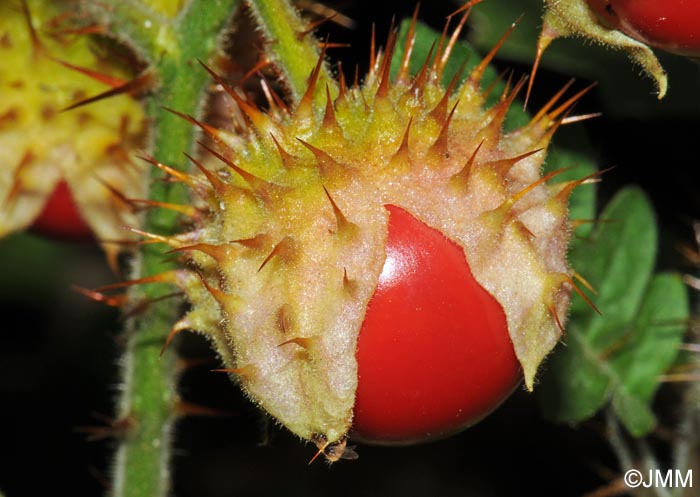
[103,1,239,496]
[247,0,337,104]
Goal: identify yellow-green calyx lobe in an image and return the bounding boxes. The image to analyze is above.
[169,19,579,447]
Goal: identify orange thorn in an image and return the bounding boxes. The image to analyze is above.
[554,166,614,204]
[308,443,329,465]
[409,41,436,97]
[491,167,566,219]
[397,4,420,84]
[525,24,557,110]
[451,140,484,186]
[166,242,228,262]
[160,319,190,358]
[296,42,328,121]
[49,57,127,88]
[430,100,459,158]
[122,291,185,320]
[572,271,598,296]
[230,233,270,251]
[62,72,153,112]
[123,226,179,247]
[447,0,485,18]
[270,133,300,170]
[438,5,473,76]
[199,141,277,195]
[322,84,341,131]
[137,154,203,190]
[199,60,239,101]
[163,107,226,144]
[337,61,347,101]
[468,16,521,90]
[528,79,575,126]
[48,23,107,37]
[298,12,339,39]
[429,61,466,123]
[258,236,296,272]
[93,271,180,292]
[238,58,271,85]
[323,186,355,235]
[561,112,602,125]
[546,302,566,337]
[431,16,452,77]
[390,117,413,167]
[547,82,598,123]
[128,198,199,218]
[297,138,349,177]
[93,177,139,213]
[486,148,544,177]
[184,152,227,195]
[260,78,289,117]
[193,269,239,310]
[211,365,256,380]
[175,400,234,418]
[563,273,601,315]
[376,26,398,100]
[73,285,127,307]
[318,42,351,49]
[485,74,528,132]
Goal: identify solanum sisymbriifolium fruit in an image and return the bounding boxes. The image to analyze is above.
[152,8,588,460]
[0,0,147,257]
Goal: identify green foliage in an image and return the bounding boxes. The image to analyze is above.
[539,188,689,436]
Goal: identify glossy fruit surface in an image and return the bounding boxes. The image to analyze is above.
[31,181,93,241]
[587,0,700,55]
[352,205,522,445]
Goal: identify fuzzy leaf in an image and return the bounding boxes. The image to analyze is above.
[539,188,688,435]
[610,272,689,434]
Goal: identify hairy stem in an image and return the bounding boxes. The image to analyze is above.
[246,0,337,105]
[103,1,239,496]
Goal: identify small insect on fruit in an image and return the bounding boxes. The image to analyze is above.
[140,4,595,461]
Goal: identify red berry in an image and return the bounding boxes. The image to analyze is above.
[587,0,700,56]
[352,205,522,445]
[31,181,93,241]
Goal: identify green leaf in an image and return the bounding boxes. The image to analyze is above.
[539,188,688,436]
[610,272,689,435]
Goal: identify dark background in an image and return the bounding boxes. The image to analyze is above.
[2,1,699,496]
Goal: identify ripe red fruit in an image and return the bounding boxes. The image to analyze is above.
[31,181,93,241]
[352,205,521,445]
[586,0,700,56]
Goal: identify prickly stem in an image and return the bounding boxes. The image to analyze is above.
[94,2,240,497]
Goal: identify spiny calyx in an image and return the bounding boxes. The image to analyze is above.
[165,16,582,449]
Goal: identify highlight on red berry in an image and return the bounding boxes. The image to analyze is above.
[586,0,700,56]
[352,205,522,445]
